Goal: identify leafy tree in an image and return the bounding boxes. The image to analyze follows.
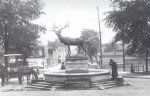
[0,0,45,68]
[104,41,118,52]
[30,45,45,58]
[48,39,67,54]
[9,24,45,63]
[81,29,100,63]
[48,39,66,50]
[105,0,150,71]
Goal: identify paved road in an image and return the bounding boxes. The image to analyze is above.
[1,64,150,96]
[0,78,150,96]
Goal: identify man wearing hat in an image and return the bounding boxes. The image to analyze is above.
[109,59,118,80]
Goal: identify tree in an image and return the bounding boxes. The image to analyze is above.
[48,39,66,51]
[0,0,45,72]
[81,29,100,63]
[9,24,45,63]
[105,0,150,72]
[104,41,118,52]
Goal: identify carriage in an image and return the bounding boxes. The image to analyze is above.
[4,54,39,84]
[4,54,24,80]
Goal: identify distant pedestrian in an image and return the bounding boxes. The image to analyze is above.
[109,59,118,80]
[130,63,135,73]
[0,64,6,86]
[61,62,66,70]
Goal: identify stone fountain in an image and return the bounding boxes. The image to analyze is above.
[44,25,110,88]
[44,55,110,88]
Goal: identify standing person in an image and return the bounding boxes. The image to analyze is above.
[109,59,118,80]
[0,64,6,86]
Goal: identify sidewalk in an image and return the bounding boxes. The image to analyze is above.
[118,71,150,79]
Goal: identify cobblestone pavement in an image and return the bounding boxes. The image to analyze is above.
[0,77,150,96]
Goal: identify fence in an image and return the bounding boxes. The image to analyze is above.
[102,63,150,73]
[120,64,150,72]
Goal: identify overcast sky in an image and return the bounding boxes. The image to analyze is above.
[35,0,115,45]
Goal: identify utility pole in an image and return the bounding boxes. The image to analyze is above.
[122,39,126,71]
[145,48,149,72]
[120,1,126,71]
[97,6,103,68]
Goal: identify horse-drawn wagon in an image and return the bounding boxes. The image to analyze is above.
[4,54,39,84]
[4,54,24,80]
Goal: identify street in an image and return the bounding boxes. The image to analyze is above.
[0,75,150,96]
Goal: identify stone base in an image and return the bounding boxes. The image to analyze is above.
[65,56,88,73]
[116,77,124,85]
[65,79,90,89]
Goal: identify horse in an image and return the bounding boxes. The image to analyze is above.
[17,66,39,85]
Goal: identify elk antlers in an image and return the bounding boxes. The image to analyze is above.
[51,24,69,33]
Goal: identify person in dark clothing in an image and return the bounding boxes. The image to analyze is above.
[0,64,6,86]
[61,62,66,70]
[109,59,118,80]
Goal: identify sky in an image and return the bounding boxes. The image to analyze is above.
[35,0,115,45]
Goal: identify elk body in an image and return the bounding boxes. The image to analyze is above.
[52,25,86,56]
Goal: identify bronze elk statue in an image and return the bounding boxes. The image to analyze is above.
[51,25,87,56]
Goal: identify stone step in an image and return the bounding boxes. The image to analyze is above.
[27,85,65,90]
[91,80,124,89]
[91,80,115,83]
[30,83,51,87]
[27,81,65,90]
[91,82,121,84]
[31,82,51,85]
[103,84,124,89]
[92,82,122,86]
[31,81,64,86]
[27,78,124,90]
[31,79,45,83]
[90,84,123,90]
[35,83,64,87]
[92,81,116,85]
[27,86,51,90]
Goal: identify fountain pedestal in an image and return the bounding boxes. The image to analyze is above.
[65,56,90,88]
[65,56,88,73]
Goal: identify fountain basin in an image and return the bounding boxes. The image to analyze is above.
[44,69,110,83]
